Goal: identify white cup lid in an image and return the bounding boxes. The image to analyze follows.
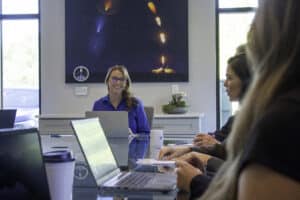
[43,150,75,163]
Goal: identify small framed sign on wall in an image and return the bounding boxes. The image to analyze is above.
[65,0,188,83]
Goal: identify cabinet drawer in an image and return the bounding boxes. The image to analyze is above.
[152,113,205,140]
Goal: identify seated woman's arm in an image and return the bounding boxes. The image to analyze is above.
[134,99,150,134]
[206,156,224,173]
[190,174,212,199]
[238,164,300,200]
[212,115,235,142]
[191,142,227,160]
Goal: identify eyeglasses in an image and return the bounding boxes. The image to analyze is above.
[110,76,126,83]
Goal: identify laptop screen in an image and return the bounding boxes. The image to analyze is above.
[0,109,17,129]
[85,111,129,137]
[71,118,119,185]
[0,128,51,200]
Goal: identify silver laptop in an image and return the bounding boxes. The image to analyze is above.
[0,109,17,129]
[71,118,176,194]
[85,111,129,168]
[85,111,129,137]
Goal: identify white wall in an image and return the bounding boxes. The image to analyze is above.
[40,0,217,131]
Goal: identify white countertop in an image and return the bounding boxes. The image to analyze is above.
[38,112,205,119]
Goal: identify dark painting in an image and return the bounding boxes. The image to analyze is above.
[65,0,188,83]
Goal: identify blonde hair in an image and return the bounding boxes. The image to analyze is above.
[200,1,300,199]
[105,65,137,109]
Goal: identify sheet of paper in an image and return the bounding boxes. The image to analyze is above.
[136,158,176,168]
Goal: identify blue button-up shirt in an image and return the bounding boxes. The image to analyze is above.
[92,95,150,168]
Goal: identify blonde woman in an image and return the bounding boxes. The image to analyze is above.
[93,65,150,134]
[199,0,300,199]
[93,65,150,168]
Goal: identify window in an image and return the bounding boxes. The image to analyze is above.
[219,0,258,8]
[0,0,40,125]
[217,0,257,127]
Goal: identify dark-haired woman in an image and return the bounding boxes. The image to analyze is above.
[159,53,252,199]
[159,53,252,162]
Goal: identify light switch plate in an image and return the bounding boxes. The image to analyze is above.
[74,86,88,96]
[171,84,179,94]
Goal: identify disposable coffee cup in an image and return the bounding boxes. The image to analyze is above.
[43,150,75,200]
[149,129,164,159]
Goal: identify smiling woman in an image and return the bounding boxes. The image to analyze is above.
[218,0,257,127]
[224,53,252,102]
[214,53,252,141]
[92,65,150,134]
[92,65,150,168]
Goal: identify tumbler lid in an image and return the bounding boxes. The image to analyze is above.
[43,150,75,163]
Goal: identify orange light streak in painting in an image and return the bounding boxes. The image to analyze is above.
[104,0,112,11]
[164,67,175,74]
[147,2,157,14]
[159,32,166,44]
[152,67,163,74]
[155,16,161,26]
[161,55,166,65]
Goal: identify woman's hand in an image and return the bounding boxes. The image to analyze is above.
[177,151,211,167]
[193,133,220,147]
[158,146,191,160]
[175,160,203,192]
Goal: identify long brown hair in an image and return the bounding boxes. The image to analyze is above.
[200,1,300,199]
[105,65,137,109]
[227,53,252,101]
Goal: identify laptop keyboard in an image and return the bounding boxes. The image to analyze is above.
[116,172,155,188]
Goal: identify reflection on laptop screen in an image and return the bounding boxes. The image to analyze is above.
[85,111,129,137]
[85,111,130,168]
[0,128,50,200]
[71,118,119,185]
[0,109,17,129]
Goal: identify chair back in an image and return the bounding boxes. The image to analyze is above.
[144,106,154,129]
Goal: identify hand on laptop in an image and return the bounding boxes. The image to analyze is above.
[193,133,220,147]
[175,160,203,192]
[176,152,210,169]
[158,146,191,160]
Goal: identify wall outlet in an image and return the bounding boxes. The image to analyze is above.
[171,84,179,94]
[74,86,88,96]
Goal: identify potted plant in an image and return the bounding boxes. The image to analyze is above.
[162,92,188,114]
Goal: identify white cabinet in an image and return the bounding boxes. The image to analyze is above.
[152,113,205,140]
[38,113,206,141]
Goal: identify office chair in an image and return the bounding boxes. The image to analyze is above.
[144,106,154,129]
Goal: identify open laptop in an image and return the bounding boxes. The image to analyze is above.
[0,128,51,200]
[85,111,129,168]
[0,109,17,129]
[85,111,129,137]
[71,118,176,194]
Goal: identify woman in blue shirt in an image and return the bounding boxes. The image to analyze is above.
[93,65,150,168]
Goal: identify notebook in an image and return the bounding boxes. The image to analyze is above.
[0,128,51,200]
[71,118,176,194]
[0,109,17,129]
[85,111,129,168]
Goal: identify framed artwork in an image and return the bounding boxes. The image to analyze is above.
[65,0,188,83]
